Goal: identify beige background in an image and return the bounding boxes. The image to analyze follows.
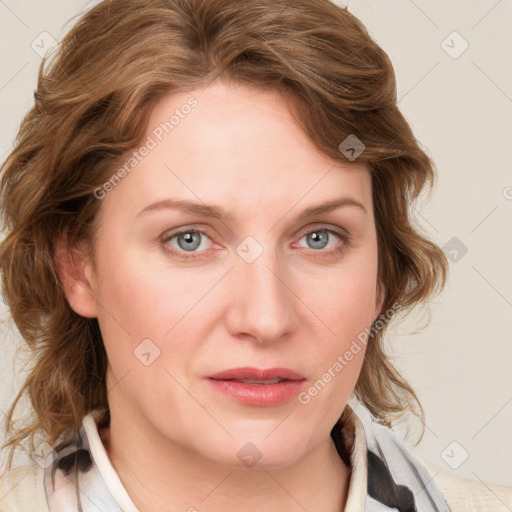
[0,0,511,487]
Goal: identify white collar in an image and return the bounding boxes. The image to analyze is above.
[82,411,139,512]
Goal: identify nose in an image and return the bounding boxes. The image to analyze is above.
[224,244,297,345]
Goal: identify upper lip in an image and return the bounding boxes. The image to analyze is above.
[206,367,305,381]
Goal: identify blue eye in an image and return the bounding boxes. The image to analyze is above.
[162,229,212,258]
[160,225,351,261]
[295,227,352,259]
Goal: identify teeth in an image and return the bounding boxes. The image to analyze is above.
[236,378,284,384]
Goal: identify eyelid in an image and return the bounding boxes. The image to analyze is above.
[294,222,350,240]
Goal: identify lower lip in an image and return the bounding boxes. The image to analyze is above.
[206,378,305,407]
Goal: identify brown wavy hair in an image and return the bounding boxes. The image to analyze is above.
[0,0,448,470]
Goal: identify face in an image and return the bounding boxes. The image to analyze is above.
[68,79,383,469]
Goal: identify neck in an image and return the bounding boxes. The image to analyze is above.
[100,407,352,512]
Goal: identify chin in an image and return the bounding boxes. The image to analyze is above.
[202,434,306,471]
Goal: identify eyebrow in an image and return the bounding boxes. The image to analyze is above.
[136,196,367,220]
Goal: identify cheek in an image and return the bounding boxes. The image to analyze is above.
[91,246,224,377]
[298,283,372,414]
[302,252,378,395]
[94,247,202,336]
[312,251,379,334]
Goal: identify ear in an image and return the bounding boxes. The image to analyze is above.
[374,280,385,319]
[53,235,98,318]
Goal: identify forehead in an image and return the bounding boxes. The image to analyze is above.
[100,80,373,221]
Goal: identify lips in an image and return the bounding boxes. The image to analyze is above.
[206,367,305,382]
[205,367,306,406]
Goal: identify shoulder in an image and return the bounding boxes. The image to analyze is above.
[422,459,512,512]
[0,464,50,512]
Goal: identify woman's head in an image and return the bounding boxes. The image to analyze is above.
[0,0,447,469]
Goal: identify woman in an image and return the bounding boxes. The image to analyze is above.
[0,0,510,510]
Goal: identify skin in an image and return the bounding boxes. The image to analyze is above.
[58,79,384,512]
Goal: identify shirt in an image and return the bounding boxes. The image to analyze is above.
[1,404,511,511]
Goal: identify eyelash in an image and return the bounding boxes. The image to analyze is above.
[160,225,352,261]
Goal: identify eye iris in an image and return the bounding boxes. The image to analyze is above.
[177,232,201,251]
[307,230,328,249]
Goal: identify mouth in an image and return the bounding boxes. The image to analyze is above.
[205,367,306,407]
[206,366,306,382]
